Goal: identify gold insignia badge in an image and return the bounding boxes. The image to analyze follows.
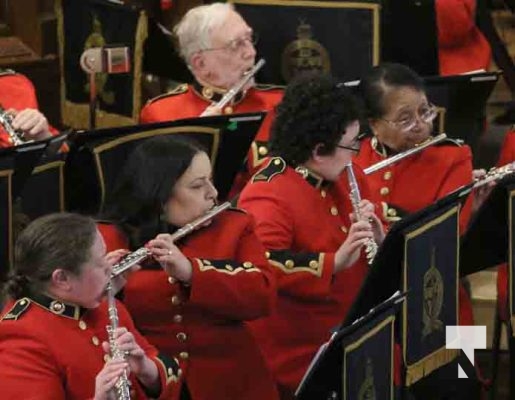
[83,15,115,105]
[358,358,377,400]
[422,248,444,338]
[281,20,331,82]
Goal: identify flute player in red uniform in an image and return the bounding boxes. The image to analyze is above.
[98,136,279,400]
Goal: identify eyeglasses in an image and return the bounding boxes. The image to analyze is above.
[202,32,258,54]
[336,142,361,153]
[380,103,438,133]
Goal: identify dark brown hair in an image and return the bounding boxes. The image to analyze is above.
[3,213,97,300]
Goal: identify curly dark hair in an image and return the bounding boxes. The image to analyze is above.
[359,62,425,119]
[269,72,361,167]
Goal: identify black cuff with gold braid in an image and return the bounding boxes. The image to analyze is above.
[155,352,182,385]
[266,250,324,276]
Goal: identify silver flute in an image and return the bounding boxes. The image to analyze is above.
[346,163,378,265]
[110,201,232,278]
[106,282,132,400]
[473,161,515,189]
[212,58,266,109]
[363,133,447,175]
[0,104,31,145]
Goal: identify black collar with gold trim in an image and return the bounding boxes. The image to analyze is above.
[191,80,246,105]
[294,165,330,189]
[30,292,87,320]
[371,136,398,158]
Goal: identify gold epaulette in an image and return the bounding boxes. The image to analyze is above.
[252,157,286,183]
[1,298,31,321]
[254,83,285,91]
[145,83,189,105]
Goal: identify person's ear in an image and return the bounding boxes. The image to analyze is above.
[190,53,205,74]
[311,143,326,161]
[50,268,73,291]
[368,118,381,136]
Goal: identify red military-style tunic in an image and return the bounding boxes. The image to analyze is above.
[98,208,280,400]
[498,129,515,167]
[496,130,515,320]
[140,82,283,196]
[353,136,473,232]
[0,293,182,400]
[353,136,475,326]
[436,0,492,75]
[238,157,381,398]
[0,70,58,148]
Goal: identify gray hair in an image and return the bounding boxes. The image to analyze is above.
[174,3,235,64]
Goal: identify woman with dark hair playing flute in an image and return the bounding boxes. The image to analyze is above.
[99,136,279,400]
[0,213,181,400]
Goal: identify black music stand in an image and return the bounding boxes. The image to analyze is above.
[345,184,471,325]
[295,291,405,400]
[460,173,515,276]
[380,0,439,76]
[424,71,501,165]
[0,133,68,279]
[65,112,266,213]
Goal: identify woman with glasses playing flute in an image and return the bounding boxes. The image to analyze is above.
[98,136,279,400]
[353,63,474,231]
[353,63,479,398]
[140,3,283,198]
[0,213,181,400]
[238,72,386,399]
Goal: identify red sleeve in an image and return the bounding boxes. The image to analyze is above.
[0,326,66,400]
[238,184,337,301]
[97,223,130,253]
[139,103,156,124]
[187,217,276,321]
[436,146,473,232]
[498,130,515,166]
[436,0,476,46]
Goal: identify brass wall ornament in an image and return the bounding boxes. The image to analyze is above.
[358,358,377,400]
[422,248,444,338]
[83,15,115,105]
[281,20,331,82]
